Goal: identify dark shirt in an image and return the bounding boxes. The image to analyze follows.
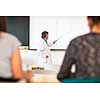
[57,32,100,81]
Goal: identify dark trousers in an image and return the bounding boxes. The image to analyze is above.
[0,77,20,83]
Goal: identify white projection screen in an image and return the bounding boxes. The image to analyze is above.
[29,16,89,50]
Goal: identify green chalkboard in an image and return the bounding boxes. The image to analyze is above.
[7,16,29,46]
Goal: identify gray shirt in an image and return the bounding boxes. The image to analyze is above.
[0,32,21,78]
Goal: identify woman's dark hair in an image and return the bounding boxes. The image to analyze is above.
[87,16,100,26]
[0,16,7,32]
[41,31,48,39]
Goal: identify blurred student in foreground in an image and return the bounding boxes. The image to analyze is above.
[57,16,100,83]
[0,17,32,82]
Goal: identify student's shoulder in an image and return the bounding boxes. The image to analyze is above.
[70,33,90,44]
[2,32,20,44]
[3,32,17,40]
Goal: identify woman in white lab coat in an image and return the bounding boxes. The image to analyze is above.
[36,31,57,66]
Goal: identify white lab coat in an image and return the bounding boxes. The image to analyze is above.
[36,39,54,66]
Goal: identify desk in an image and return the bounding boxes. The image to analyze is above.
[31,70,59,83]
[21,64,60,83]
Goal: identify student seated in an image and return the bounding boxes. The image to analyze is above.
[0,18,32,82]
[57,16,100,83]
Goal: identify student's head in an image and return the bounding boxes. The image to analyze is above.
[87,16,100,31]
[41,31,48,40]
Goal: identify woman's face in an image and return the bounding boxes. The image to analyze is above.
[45,34,48,40]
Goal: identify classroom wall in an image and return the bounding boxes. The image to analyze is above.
[20,49,65,66]
[20,49,76,72]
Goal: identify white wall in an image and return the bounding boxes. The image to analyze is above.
[20,49,77,73]
[20,49,65,65]
[20,49,65,72]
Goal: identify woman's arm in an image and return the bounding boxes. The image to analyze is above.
[10,48,23,79]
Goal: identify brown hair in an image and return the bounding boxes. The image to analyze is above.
[41,31,48,39]
[0,16,7,33]
[87,16,100,26]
